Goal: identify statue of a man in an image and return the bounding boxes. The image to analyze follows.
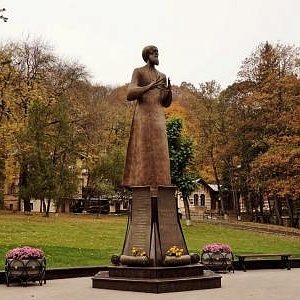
[122,45,172,194]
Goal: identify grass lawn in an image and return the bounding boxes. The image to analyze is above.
[1,213,300,269]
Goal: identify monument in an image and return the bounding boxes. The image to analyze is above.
[92,46,221,293]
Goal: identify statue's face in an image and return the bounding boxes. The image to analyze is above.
[148,47,159,66]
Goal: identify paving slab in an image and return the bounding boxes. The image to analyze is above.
[0,269,298,300]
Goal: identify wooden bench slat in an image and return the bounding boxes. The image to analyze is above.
[235,253,292,271]
[236,253,291,258]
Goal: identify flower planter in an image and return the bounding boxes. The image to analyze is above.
[162,254,191,266]
[120,255,150,266]
[201,251,234,272]
[5,257,46,286]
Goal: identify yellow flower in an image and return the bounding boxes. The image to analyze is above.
[166,245,183,257]
[132,247,147,257]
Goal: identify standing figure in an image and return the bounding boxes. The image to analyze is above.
[123,45,172,193]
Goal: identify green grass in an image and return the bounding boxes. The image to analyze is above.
[183,222,300,257]
[0,214,126,269]
[1,213,300,269]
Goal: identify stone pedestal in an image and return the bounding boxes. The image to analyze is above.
[121,185,188,266]
[92,265,221,293]
[92,185,222,293]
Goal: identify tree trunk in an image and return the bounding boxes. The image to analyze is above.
[55,198,61,213]
[210,147,225,215]
[274,196,282,225]
[19,162,31,213]
[0,157,5,210]
[40,198,46,212]
[45,199,51,217]
[267,197,273,224]
[183,196,191,225]
[246,191,253,220]
[258,193,264,222]
[286,198,294,227]
[216,182,224,216]
[23,196,31,213]
[230,171,240,220]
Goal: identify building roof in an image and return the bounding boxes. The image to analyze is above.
[208,184,219,192]
[195,178,220,193]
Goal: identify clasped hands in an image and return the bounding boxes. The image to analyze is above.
[148,76,171,92]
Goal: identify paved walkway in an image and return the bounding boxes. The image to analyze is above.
[0,269,297,300]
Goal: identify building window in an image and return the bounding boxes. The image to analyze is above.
[123,200,129,210]
[200,194,205,206]
[194,194,199,206]
[10,183,17,194]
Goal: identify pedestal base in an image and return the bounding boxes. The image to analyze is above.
[122,186,189,266]
[92,264,221,293]
[92,186,222,293]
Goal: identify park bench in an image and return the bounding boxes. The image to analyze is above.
[203,210,219,220]
[235,253,291,272]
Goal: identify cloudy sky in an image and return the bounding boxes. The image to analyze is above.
[1,0,299,88]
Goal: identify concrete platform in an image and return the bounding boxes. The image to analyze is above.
[92,264,221,293]
[93,269,221,293]
[0,268,298,300]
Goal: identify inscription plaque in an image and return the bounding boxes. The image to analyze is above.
[122,186,152,256]
[157,186,188,255]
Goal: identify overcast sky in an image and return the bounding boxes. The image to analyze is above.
[1,0,299,88]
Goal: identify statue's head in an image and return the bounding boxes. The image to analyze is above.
[142,45,159,65]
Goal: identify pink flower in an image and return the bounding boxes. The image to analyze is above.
[6,246,44,260]
[202,243,232,254]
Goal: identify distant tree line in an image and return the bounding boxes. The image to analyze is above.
[1,38,300,226]
[0,38,132,214]
[177,42,300,227]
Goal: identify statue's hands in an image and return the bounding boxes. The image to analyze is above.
[128,75,168,101]
[148,76,165,90]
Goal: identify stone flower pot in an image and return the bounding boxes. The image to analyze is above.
[162,254,191,266]
[120,254,150,266]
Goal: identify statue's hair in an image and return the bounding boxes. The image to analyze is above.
[142,45,157,63]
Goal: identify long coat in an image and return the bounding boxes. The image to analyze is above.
[122,65,172,188]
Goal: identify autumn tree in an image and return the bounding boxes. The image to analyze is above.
[221,42,300,225]
[0,47,15,208]
[1,38,129,213]
[1,38,88,212]
[77,84,133,203]
[16,98,80,216]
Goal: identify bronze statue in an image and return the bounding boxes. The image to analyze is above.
[92,46,221,293]
[119,45,190,267]
[122,45,172,194]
